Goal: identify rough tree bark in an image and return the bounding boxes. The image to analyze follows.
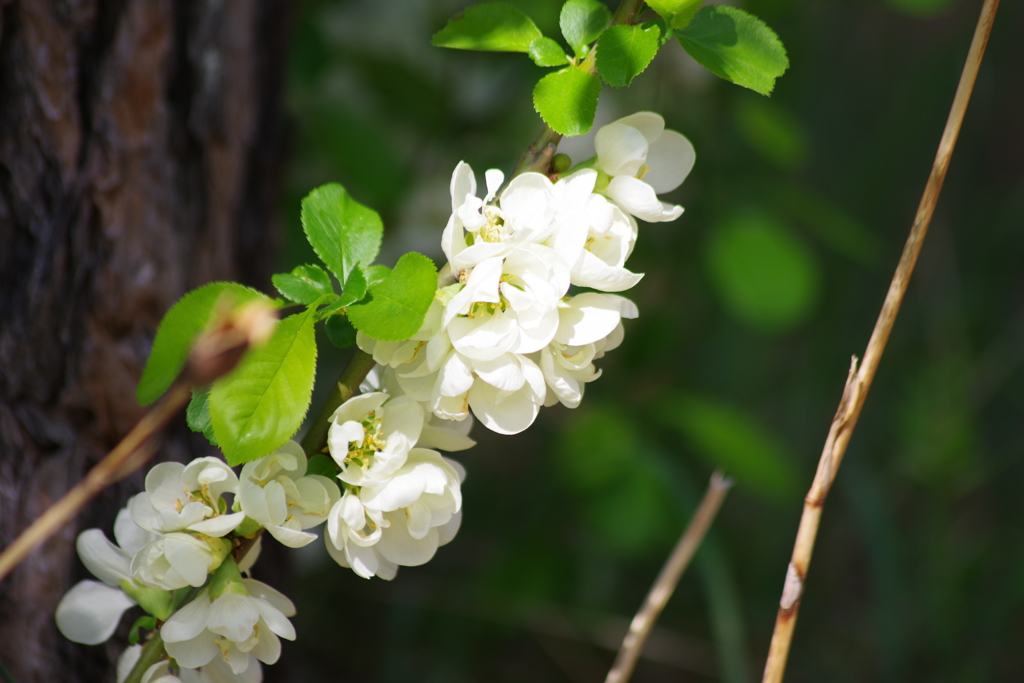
[0,1,292,680]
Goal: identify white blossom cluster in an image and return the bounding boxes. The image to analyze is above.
[55,446,338,679]
[323,391,465,580]
[53,111,692,682]
[360,112,694,435]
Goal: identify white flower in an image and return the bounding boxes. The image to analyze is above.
[56,501,159,645]
[359,365,476,452]
[237,441,340,548]
[131,458,245,537]
[328,393,423,486]
[132,532,229,590]
[569,193,643,292]
[117,644,264,683]
[325,450,464,580]
[441,163,597,270]
[162,578,295,675]
[593,111,695,222]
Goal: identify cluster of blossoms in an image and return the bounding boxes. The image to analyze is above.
[53,112,692,681]
[360,112,694,435]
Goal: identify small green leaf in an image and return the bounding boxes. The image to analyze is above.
[186,386,218,446]
[272,264,335,305]
[675,6,789,96]
[533,66,601,137]
[528,37,570,67]
[306,454,339,478]
[137,283,271,405]
[347,253,437,342]
[705,211,820,333]
[128,616,157,646]
[338,266,368,306]
[596,23,662,87]
[301,183,383,284]
[646,0,702,29]
[325,315,358,349]
[432,3,542,52]
[210,308,318,466]
[559,0,612,58]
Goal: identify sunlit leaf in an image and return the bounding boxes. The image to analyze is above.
[210,309,318,466]
[533,66,601,136]
[347,252,437,341]
[137,283,271,405]
[528,36,570,66]
[646,0,701,29]
[432,3,542,52]
[301,183,383,285]
[272,264,335,305]
[596,22,662,87]
[676,5,789,96]
[559,0,612,58]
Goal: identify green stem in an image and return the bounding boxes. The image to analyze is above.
[610,0,644,26]
[300,349,377,458]
[122,631,165,683]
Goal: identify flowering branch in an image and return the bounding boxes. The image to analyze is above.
[760,1,1001,681]
[604,471,732,683]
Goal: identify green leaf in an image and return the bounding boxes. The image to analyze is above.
[306,454,339,478]
[559,0,612,58]
[127,616,157,646]
[705,211,821,333]
[325,315,358,348]
[658,394,800,501]
[347,252,437,342]
[596,23,662,87]
[432,3,542,52]
[533,67,601,137]
[272,264,335,305]
[528,37,570,67]
[137,282,271,405]
[363,264,391,288]
[646,0,701,29]
[301,183,383,285]
[210,309,318,466]
[338,266,368,306]
[675,5,789,96]
[186,386,218,446]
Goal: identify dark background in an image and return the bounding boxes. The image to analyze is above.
[278,1,1024,682]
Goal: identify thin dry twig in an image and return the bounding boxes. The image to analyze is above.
[761,2,1001,681]
[605,471,733,683]
[0,302,275,584]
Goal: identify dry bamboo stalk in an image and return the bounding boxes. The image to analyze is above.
[761,1,1001,681]
[605,472,733,683]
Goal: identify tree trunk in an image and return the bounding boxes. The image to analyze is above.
[0,1,291,680]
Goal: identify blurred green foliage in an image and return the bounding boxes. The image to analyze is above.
[272,1,1024,682]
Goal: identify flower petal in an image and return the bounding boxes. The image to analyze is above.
[55,580,135,645]
[643,129,696,194]
[188,511,245,538]
[595,123,648,177]
[76,529,132,586]
[555,292,638,346]
[604,176,683,222]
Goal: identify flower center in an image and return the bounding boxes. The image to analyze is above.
[345,411,386,468]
